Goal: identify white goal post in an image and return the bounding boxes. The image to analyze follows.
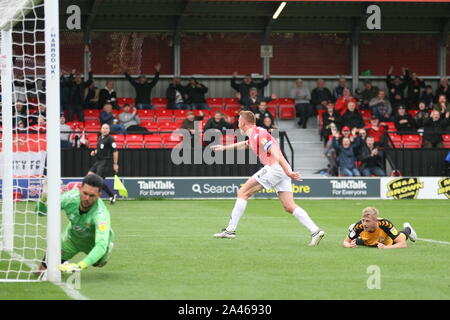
[0,0,61,283]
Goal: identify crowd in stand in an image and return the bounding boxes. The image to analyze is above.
[317,67,450,176]
[2,64,449,173]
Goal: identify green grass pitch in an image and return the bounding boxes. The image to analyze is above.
[1,199,449,300]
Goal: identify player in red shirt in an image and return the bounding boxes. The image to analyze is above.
[211,111,325,246]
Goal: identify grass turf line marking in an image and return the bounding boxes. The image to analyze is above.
[9,252,90,300]
[417,238,450,245]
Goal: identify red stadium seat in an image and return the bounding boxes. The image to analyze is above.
[141,121,158,131]
[137,109,155,121]
[117,97,134,107]
[408,110,419,117]
[175,119,184,128]
[162,133,182,148]
[278,98,294,108]
[111,134,125,148]
[207,98,224,108]
[84,109,100,120]
[144,134,163,148]
[224,98,240,109]
[402,134,422,148]
[388,134,403,148]
[360,109,372,120]
[225,107,241,117]
[267,99,278,108]
[125,134,144,148]
[280,106,296,119]
[66,121,85,130]
[87,134,98,148]
[267,106,278,119]
[152,97,168,109]
[84,120,101,132]
[442,134,450,148]
[173,109,189,119]
[381,121,396,132]
[158,121,177,132]
[155,109,173,121]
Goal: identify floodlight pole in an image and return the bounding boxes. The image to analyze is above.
[262,21,272,96]
[351,18,361,95]
[438,18,449,79]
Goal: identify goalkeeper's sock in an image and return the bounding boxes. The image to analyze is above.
[292,206,320,234]
[226,198,247,232]
[102,183,114,198]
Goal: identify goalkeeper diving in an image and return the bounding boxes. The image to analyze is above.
[38,174,114,275]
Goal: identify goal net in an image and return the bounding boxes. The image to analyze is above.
[0,0,61,282]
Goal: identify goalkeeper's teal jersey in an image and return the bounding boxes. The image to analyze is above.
[61,189,114,267]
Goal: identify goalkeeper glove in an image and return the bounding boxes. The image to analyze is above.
[58,261,88,274]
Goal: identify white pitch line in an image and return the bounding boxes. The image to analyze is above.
[417,238,450,245]
[9,252,90,300]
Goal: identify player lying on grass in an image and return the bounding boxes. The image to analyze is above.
[343,207,417,249]
[38,174,115,275]
[211,111,325,246]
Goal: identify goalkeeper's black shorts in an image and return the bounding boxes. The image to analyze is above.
[89,160,112,179]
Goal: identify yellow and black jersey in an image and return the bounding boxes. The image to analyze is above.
[348,218,400,247]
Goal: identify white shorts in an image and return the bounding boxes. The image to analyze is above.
[252,164,293,193]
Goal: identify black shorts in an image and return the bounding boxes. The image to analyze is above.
[89,160,112,179]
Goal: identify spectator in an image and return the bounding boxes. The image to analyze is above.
[386,66,407,107]
[240,87,274,111]
[100,103,125,133]
[123,63,161,110]
[166,77,187,110]
[181,111,204,136]
[420,85,434,109]
[335,88,358,114]
[433,94,450,116]
[369,90,392,122]
[261,116,276,133]
[60,72,71,113]
[13,101,28,128]
[30,103,46,126]
[184,78,209,110]
[98,81,119,110]
[404,68,425,108]
[414,102,430,129]
[394,106,416,133]
[421,110,450,148]
[290,79,312,128]
[435,77,450,102]
[356,80,379,110]
[311,79,333,113]
[60,114,73,148]
[118,104,147,132]
[204,111,232,134]
[331,130,361,177]
[15,119,27,132]
[365,116,387,145]
[29,115,46,133]
[85,81,99,110]
[230,72,269,99]
[333,77,350,101]
[342,101,364,130]
[321,102,343,145]
[255,101,274,127]
[359,136,385,177]
[66,69,92,121]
